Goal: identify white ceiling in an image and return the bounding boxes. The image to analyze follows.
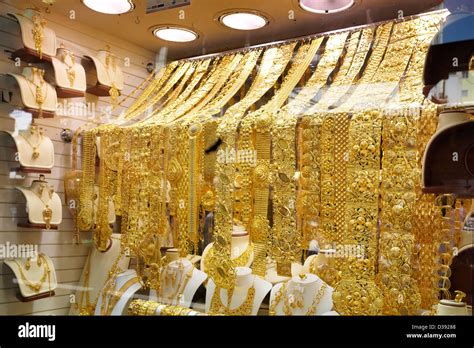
[20,0,444,60]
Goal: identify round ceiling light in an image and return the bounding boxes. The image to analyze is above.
[153,27,198,42]
[299,0,354,14]
[82,0,135,15]
[219,11,268,30]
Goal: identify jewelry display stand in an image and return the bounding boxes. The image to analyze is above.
[7,67,57,118]
[269,273,333,316]
[423,111,474,196]
[7,8,57,63]
[16,176,62,230]
[51,45,87,98]
[85,47,124,98]
[205,266,272,315]
[201,225,254,273]
[95,269,142,316]
[70,234,130,315]
[4,253,57,302]
[150,258,207,308]
[436,292,469,316]
[3,124,54,174]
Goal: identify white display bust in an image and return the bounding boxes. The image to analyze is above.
[9,8,57,59]
[70,234,130,315]
[205,266,272,315]
[7,124,55,170]
[51,45,87,96]
[437,299,468,316]
[150,258,207,308]
[4,253,57,300]
[201,225,254,273]
[269,273,333,316]
[7,67,57,116]
[86,48,124,91]
[95,269,141,316]
[16,176,62,228]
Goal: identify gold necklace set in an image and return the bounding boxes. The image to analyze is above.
[269,282,328,316]
[209,282,256,316]
[19,125,44,160]
[60,48,76,87]
[78,12,451,315]
[158,262,194,306]
[12,254,51,294]
[24,68,48,117]
[32,182,54,229]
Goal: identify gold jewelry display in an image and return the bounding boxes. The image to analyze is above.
[12,254,51,294]
[211,43,296,289]
[331,110,383,315]
[158,262,194,306]
[209,284,255,315]
[122,61,178,120]
[100,276,140,315]
[377,108,421,315]
[32,183,53,229]
[60,46,76,87]
[288,33,348,114]
[78,130,97,231]
[31,12,47,59]
[297,115,322,255]
[19,126,44,160]
[269,282,328,316]
[204,242,254,269]
[24,68,48,117]
[76,12,451,315]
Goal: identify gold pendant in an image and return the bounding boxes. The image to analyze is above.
[32,147,40,159]
[43,205,53,229]
[67,69,76,87]
[109,84,119,103]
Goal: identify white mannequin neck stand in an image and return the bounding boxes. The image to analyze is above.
[269,273,334,315]
[205,266,272,315]
[95,269,141,316]
[149,257,207,308]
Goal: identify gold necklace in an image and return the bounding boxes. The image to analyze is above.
[61,49,76,87]
[101,50,120,103]
[32,184,53,229]
[12,254,51,294]
[159,265,194,306]
[209,283,256,316]
[205,242,254,269]
[269,282,328,316]
[19,128,44,159]
[31,13,46,59]
[24,68,48,116]
[101,276,140,315]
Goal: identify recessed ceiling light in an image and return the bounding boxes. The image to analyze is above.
[82,0,135,15]
[299,0,354,14]
[219,11,268,30]
[153,27,198,42]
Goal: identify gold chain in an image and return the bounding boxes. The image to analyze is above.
[12,254,51,294]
